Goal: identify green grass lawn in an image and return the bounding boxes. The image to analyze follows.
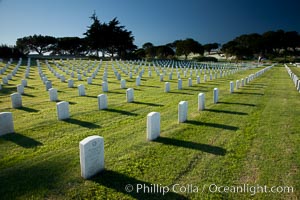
[0,60,299,199]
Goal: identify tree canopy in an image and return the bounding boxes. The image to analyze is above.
[16,35,56,55]
[175,38,204,60]
[84,13,136,58]
[221,30,300,59]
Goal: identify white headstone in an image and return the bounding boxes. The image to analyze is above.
[147,112,160,141]
[102,82,108,92]
[160,74,164,82]
[49,88,58,102]
[61,75,66,82]
[165,82,170,92]
[2,76,8,84]
[17,84,24,94]
[0,112,14,136]
[198,93,205,111]
[56,101,69,120]
[97,94,107,110]
[126,88,134,102]
[117,73,121,80]
[42,77,48,84]
[245,77,249,84]
[196,76,200,84]
[236,80,240,89]
[78,84,85,96]
[79,135,104,179]
[11,93,22,108]
[241,78,244,87]
[213,88,219,104]
[121,79,126,89]
[169,73,172,80]
[204,75,207,82]
[178,101,188,123]
[87,77,92,85]
[78,74,82,81]
[68,79,74,88]
[178,79,182,90]
[136,76,141,86]
[45,81,52,91]
[230,81,234,93]
[21,79,27,87]
[188,78,192,87]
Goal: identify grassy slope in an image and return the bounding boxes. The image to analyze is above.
[0,61,299,199]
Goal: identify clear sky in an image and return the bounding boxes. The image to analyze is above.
[0,0,299,48]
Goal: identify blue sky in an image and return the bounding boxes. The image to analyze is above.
[0,0,299,48]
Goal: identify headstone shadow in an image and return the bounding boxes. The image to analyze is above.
[17,106,39,113]
[232,92,264,96]
[104,108,138,116]
[205,108,248,115]
[63,118,101,129]
[1,132,43,148]
[218,101,256,107]
[132,101,163,107]
[185,120,238,131]
[90,169,189,199]
[0,161,64,198]
[154,137,226,156]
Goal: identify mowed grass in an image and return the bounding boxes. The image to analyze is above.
[0,60,299,199]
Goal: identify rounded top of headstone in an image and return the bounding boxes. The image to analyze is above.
[80,135,103,145]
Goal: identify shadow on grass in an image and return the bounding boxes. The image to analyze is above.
[139,85,160,88]
[104,108,138,116]
[91,170,189,200]
[132,101,163,107]
[0,86,16,95]
[233,92,264,96]
[218,101,256,107]
[248,83,265,88]
[107,91,124,94]
[68,101,77,105]
[17,106,39,113]
[168,91,193,95]
[154,137,226,156]
[185,120,238,131]
[205,108,248,115]
[22,93,36,97]
[0,160,64,199]
[1,132,43,148]
[63,118,100,129]
[85,95,97,98]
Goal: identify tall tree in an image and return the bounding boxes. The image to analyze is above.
[16,35,56,55]
[175,38,204,60]
[204,43,219,54]
[84,13,136,58]
[142,42,156,58]
[83,12,104,57]
[53,37,86,55]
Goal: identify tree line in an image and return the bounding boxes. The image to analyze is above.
[221,30,300,60]
[0,12,299,61]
